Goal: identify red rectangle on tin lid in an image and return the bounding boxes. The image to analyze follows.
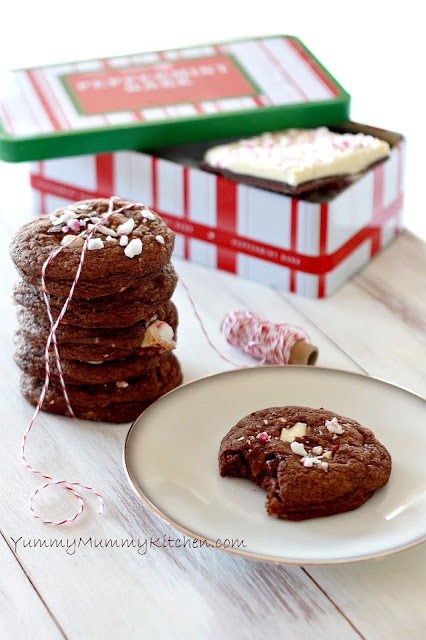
[64,55,257,115]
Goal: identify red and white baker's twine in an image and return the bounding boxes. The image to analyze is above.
[21,196,141,525]
[222,310,311,365]
[178,281,312,367]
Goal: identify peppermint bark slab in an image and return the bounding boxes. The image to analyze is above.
[203,127,390,196]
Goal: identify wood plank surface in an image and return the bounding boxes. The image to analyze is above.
[0,185,425,640]
[0,531,64,640]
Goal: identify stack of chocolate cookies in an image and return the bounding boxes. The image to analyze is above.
[10,198,182,423]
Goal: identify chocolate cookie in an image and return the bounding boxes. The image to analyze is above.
[13,264,177,328]
[9,198,175,283]
[14,334,172,385]
[20,354,182,423]
[17,262,177,300]
[219,406,391,520]
[17,301,178,362]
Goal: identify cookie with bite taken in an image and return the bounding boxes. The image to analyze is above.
[219,406,391,520]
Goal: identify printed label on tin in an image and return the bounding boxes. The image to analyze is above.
[62,55,257,115]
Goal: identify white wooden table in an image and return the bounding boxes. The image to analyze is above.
[0,164,425,639]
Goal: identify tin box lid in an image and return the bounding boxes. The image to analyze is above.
[0,35,350,162]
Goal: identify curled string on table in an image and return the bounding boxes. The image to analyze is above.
[21,196,142,526]
[177,278,242,368]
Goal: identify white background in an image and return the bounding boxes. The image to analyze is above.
[1,0,424,241]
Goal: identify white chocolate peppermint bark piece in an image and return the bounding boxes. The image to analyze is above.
[142,321,176,351]
[204,127,390,188]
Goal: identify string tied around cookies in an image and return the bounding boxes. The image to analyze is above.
[21,196,142,526]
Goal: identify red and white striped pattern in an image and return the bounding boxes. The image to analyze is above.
[222,310,311,364]
[1,36,340,136]
[29,135,405,298]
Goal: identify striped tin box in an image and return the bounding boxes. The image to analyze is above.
[29,122,404,298]
[1,35,404,296]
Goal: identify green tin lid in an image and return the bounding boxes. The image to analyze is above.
[0,35,350,162]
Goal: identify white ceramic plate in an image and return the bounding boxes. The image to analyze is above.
[124,366,426,565]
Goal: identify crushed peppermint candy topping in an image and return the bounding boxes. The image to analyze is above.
[49,202,162,260]
[50,210,77,226]
[290,441,307,456]
[87,238,104,250]
[237,436,245,441]
[301,456,329,471]
[117,218,135,235]
[263,419,268,425]
[142,210,155,220]
[124,238,142,258]
[256,432,270,442]
[312,446,323,456]
[322,450,332,459]
[115,380,129,389]
[332,444,340,451]
[68,219,81,232]
[325,417,344,434]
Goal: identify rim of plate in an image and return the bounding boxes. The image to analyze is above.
[123,365,426,565]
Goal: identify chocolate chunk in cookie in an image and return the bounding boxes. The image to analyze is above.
[16,301,178,362]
